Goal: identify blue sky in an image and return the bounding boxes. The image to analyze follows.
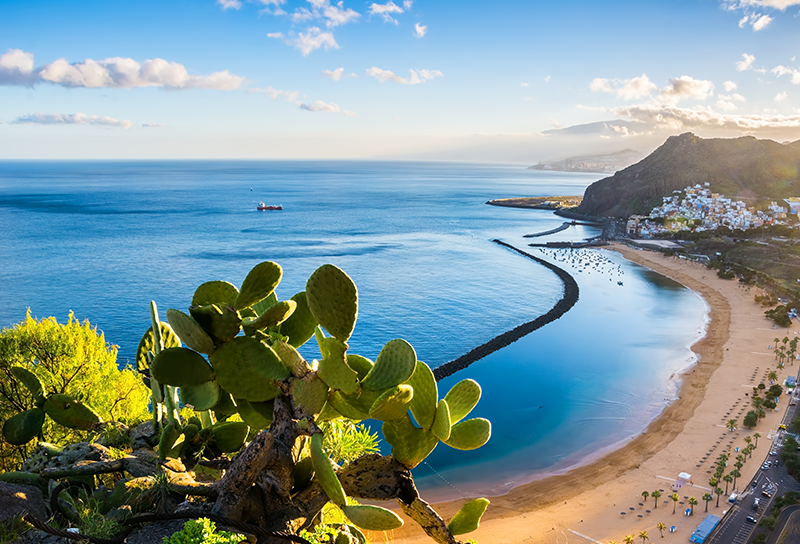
[3,0,800,160]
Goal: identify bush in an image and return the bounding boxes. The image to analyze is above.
[0,312,151,471]
[744,411,759,428]
[163,518,243,544]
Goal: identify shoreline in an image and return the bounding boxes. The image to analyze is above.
[393,243,795,543]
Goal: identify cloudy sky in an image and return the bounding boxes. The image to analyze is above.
[4,0,800,161]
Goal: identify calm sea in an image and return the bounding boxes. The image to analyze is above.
[0,160,706,499]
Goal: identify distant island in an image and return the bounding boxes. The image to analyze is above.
[487,195,583,209]
[528,149,643,174]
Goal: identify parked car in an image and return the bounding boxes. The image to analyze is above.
[753,498,760,510]
[762,490,773,498]
[746,516,758,523]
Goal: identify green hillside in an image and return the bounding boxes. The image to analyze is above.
[576,133,800,218]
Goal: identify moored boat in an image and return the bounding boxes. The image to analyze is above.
[257,202,283,210]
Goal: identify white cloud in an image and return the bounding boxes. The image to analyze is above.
[403,0,413,8]
[267,32,285,38]
[296,99,340,112]
[343,109,359,118]
[369,1,405,23]
[141,123,165,128]
[288,27,339,55]
[589,74,658,100]
[322,67,356,81]
[716,93,746,110]
[615,103,800,132]
[288,1,359,29]
[367,66,442,84]
[772,65,800,84]
[661,76,715,103]
[776,91,788,101]
[10,112,134,129]
[217,0,242,9]
[739,15,750,26]
[0,49,245,90]
[752,14,773,29]
[521,82,529,87]
[544,75,551,82]
[736,53,756,71]
[0,49,37,86]
[414,22,427,38]
[249,86,299,101]
[724,80,738,91]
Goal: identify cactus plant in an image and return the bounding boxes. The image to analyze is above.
[129,260,492,544]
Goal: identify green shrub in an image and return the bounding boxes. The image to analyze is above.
[0,311,151,471]
[162,518,243,544]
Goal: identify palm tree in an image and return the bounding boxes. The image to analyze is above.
[744,436,752,447]
[723,474,733,495]
[731,469,741,490]
[656,522,666,538]
[652,490,662,509]
[624,535,635,544]
[727,418,737,431]
[754,432,761,448]
[642,490,649,504]
[689,497,698,515]
[715,487,724,507]
[639,530,649,544]
[703,492,713,512]
[709,477,719,489]
[671,492,679,514]
[768,371,778,383]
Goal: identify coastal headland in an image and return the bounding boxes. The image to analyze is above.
[486,196,583,210]
[390,243,797,543]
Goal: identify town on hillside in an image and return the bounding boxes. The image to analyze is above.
[626,183,800,238]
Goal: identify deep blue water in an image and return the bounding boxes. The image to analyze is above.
[0,161,706,499]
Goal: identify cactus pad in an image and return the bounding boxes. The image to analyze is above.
[210,337,289,402]
[382,416,439,469]
[10,367,45,406]
[43,394,101,430]
[242,299,297,334]
[158,422,182,461]
[443,379,481,424]
[136,322,181,372]
[447,498,490,535]
[339,388,381,416]
[290,374,329,415]
[273,340,313,378]
[209,421,249,452]
[369,384,414,421]
[406,361,437,430]
[212,389,238,418]
[192,280,239,307]
[306,264,358,342]
[236,399,273,430]
[344,354,373,380]
[317,401,344,422]
[328,391,370,420]
[431,399,451,441]
[443,418,491,450]
[180,380,220,411]
[189,304,242,344]
[2,408,45,445]
[277,291,318,348]
[342,504,404,531]
[233,261,283,310]
[150,347,214,387]
[317,337,359,395]
[361,339,416,391]
[166,309,215,355]
[292,456,315,493]
[310,433,347,507]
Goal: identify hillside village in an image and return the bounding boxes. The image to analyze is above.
[626,183,800,238]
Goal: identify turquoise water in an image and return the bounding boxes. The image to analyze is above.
[0,161,706,499]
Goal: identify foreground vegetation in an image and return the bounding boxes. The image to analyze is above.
[0,261,491,544]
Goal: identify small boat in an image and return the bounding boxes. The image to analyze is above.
[257,202,283,211]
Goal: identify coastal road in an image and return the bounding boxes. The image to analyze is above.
[707,390,800,544]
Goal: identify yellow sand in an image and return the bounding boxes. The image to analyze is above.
[389,242,796,544]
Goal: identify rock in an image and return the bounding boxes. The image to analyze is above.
[0,481,48,524]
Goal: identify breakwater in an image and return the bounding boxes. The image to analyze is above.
[433,239,580,381]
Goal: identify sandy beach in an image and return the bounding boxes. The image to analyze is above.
[390,242,798,544]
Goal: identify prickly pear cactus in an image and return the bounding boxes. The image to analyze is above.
[134,260,493,543]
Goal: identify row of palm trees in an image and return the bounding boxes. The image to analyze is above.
[773,335,798,367]
[608,530,651,543]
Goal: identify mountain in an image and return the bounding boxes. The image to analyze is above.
[529,148,643,174]
[575,133,800,218]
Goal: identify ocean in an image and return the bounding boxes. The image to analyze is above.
[0,160,707,500]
